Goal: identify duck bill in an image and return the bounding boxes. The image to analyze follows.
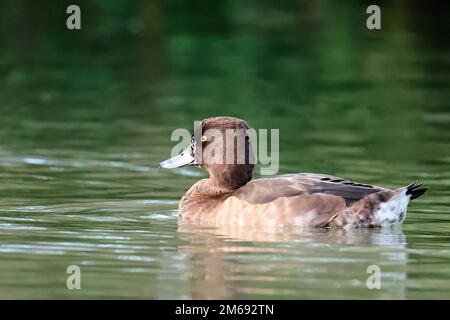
[159,148,196,169]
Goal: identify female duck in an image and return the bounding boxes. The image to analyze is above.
[160,117,427,228]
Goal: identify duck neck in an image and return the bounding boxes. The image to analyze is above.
[178,165,253,219]
[201,179,237,197]
[207,164,253,194]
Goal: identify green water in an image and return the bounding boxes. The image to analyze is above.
[0,1,449,299]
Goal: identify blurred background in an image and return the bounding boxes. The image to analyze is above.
[0,0,449,299]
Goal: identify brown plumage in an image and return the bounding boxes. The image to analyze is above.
[160,116,428,228]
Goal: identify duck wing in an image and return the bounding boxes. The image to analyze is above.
[233,173,386,206]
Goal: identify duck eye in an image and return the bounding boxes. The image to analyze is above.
[201,135,208,142]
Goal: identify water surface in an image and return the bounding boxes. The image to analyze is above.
[0,1,449,299]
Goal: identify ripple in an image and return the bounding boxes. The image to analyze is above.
[137,200,179,205]
[0,216,40,222]
[140,210,178,221]
[82,216,138,222]
[78,234,131,240]
[121,267,152,273]
[0,244,64,255]
[117,255,155,262]
[0,223,47,231]
[174,168,204,177]
[4,206,51,213]
[23,157,51,165]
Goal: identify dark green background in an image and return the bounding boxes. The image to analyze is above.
[0,0,449,299]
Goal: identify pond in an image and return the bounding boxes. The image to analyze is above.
[0,1,449,299]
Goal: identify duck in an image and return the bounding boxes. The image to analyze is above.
[160,116,427,228]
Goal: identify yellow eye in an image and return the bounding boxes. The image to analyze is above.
[201,135,208,142]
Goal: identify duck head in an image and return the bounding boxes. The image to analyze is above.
[160,116,255,191]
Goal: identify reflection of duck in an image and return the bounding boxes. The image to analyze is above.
[178,222,407,247]
[160,117,427,228]
[177,226,408,299]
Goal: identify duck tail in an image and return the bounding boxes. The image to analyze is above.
[405,181,428,200]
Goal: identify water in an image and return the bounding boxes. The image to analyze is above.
[0,1,449,299]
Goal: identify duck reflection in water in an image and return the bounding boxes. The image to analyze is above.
[177,224,408,299]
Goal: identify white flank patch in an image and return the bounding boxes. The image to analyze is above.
[373,190,410,227]
[294,209,318,227]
